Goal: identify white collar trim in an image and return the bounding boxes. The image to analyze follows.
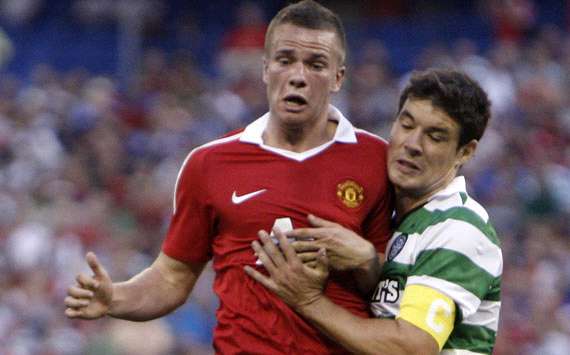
[428,176,467,202]
[239,105,357,161]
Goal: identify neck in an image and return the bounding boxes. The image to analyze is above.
[394,192,429,222]
[394,173,459,222]
[263,111,337,152]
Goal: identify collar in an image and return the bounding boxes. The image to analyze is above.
[428,176,467,202]
[239,105,357,161]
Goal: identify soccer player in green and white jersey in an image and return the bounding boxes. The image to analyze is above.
[245,69,502,355]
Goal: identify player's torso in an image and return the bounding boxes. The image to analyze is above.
[202,139,387,354]
[204,141,386,266]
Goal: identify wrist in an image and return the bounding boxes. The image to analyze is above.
[354,242,378,272]
[106,284,118,318]
[295,293,326,316]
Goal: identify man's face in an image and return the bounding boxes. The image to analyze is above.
[263,24,345,126]
[388,98,476,198]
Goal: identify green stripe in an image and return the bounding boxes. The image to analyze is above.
[380,261,411,289]
[460,192,468,204]
[444,323,496,354]
[411,249,496,299]
[485,277,501,302]
[398,207,500,247]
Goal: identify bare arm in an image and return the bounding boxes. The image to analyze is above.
[65,252,205,321]
[245,229,438,355]
[297,296,438,355]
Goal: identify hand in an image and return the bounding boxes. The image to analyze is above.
[64,252,113,319]
[288,214,378,272]
[244,228,329,312]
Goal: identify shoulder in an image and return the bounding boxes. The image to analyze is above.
[354,128,389,148]
[352,128,390,163]
[408,191,497,241]
[182,129,244,164]
[402,195,502,276]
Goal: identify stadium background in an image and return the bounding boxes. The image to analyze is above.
[0,0,569,354]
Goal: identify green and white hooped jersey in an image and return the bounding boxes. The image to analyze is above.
[370,177,502,355]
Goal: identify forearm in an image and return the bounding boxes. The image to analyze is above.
[108,267,186,321]
[353,252,382,295]
[298,297,433,355]
[108,254,205,321]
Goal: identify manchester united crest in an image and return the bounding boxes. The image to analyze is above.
[337,180,364,208]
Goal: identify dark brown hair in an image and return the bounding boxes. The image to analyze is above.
[398,69,491,147]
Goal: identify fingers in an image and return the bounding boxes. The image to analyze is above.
[308,214,339,228]
[65,285,95,319]
[273,228,299,264]
[315,248,329,273]
[305,260,318,269]
[291,240,320,253]
[64,295,91,308]
[258,230,287,267]
[244,265,278,292]
[67,285,94,299]
[297,251,318,264]
[286,228,318,240]
[305,248,329,280]
[86,252,108,278]
[65,307,84,318]
[76,273,100,290]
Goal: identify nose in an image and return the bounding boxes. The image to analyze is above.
[288,62,307,88]
[403,130,422,157]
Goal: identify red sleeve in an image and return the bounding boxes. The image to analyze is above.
[162,149,215,263]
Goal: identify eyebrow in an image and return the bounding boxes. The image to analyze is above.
[274,48,330,61]
[275,49,295,57]
[308,53,329,61]
[400,109,451,134]
[400,109,414,120]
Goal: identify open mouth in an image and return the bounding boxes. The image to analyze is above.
[396,159,420,172]
[283,94,308,108]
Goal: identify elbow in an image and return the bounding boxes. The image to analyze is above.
[390,320,439,355]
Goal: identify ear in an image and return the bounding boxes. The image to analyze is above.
[262,56,268,85]
[331,65,346,93]
[456,139,478,168]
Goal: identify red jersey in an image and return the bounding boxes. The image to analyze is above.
[163,107,392,354]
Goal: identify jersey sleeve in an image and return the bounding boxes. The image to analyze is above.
[405,218,502,320]
[162,149,215,264]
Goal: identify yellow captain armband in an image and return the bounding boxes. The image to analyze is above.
[396,284,456,350]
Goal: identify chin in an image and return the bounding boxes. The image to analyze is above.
[391,175,424,195]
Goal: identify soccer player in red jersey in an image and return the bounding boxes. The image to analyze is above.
[64,1,392,353]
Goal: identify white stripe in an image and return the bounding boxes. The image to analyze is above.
[416,220,503,277]
[424,194,464,212]
[463,300,501,331]
[464,198,489,223]
[441,350,486,355]
[407,275,480,319]
[172,133,241,212]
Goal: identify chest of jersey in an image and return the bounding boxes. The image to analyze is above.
[204,143,385,263]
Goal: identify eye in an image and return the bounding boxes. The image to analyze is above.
[400,120,413,130]
[428,134,446,142]
[311,62,326,70]
[277,57,291,65]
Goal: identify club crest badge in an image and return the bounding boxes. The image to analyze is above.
[337,180,364,208]
[388,233,408,261]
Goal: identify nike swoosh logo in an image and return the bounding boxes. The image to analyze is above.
[232,189,267,204]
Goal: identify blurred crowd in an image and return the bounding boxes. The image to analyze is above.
[0,1,570,354]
